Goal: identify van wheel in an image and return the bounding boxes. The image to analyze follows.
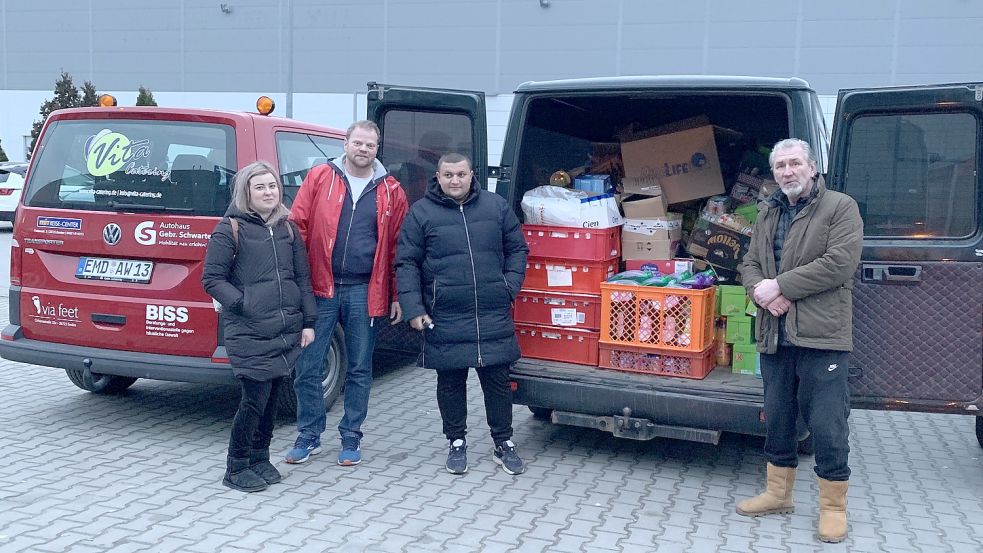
[976,417,982,449]
[528,406,553,420]
[277,324,347,419]
[65,369,137,394]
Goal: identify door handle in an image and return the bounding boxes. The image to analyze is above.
[91,313,126,325]
[861,264,922,284]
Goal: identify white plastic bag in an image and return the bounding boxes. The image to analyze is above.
[520,187,624,229]
[520,186,587,227]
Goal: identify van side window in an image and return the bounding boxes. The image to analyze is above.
[842,112,978,239]
[376,110,474,206]
[275,132,344,206]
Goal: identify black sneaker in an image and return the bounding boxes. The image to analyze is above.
[446,439,468,474]
[493,440,525,475]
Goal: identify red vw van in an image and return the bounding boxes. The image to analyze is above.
[0,100,348,414]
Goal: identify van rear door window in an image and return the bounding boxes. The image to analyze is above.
[23,120,236,216]
[842,112,978,238]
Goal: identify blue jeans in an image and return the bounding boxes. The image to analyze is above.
[293,284,378,442]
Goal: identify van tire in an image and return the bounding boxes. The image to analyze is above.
[65,369,137,394]
[276,324,347,419]
[528,406,553,420]
[976,417,982,449]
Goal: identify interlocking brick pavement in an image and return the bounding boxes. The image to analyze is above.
[0,302,980,552]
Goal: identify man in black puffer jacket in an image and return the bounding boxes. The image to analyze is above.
[395,153,529,476]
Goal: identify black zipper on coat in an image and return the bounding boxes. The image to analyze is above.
[270,226,290,369]
[459,203,483,367]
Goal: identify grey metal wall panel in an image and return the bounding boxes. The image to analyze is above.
[620,49,705,76]
[3,0,983,95]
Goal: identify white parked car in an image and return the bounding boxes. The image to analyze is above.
[0,161,29,226]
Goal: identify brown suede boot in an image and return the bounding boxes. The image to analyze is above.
[736,463,796,516]
[817,478,848,543]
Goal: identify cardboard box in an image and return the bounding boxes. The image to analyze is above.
[725,315,754,344]
[574,174,611,195]
[621,238,679,261]
[732,343,760,376]
[621,124,726,205]
[718,285,749,317]
[692,258,741,285]
[621,194,668,218]
[622,214,683,242]
[686,221,751,271]
[621,175,663,197]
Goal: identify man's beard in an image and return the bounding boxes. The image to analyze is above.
[781,182,805,199]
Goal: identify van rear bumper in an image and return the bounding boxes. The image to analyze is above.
[510,359,768,438]
[0,325,234,384]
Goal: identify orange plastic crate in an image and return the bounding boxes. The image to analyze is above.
[600,282,716,353]
[598,342,716,380]
[522,224,621,262]
[514,290,601,331]
[524,257,618,295]
[516,323,599,365]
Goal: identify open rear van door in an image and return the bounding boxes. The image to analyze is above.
[827,83,983,427]
[366,83,487,207]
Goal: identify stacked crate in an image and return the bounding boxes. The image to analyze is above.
[597,283,717,379]
[514,225,620,365]
[719,285,760,377]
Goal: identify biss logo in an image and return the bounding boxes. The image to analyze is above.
[146,305,189,323]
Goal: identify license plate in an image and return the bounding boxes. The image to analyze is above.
[75,257,154,284]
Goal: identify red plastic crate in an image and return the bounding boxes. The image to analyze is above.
[516,323,599,366]
[600,282,716,353]
[524,257,618,294]
[598,342,716,380]
[522,224,620,262]
[514,290,601,330]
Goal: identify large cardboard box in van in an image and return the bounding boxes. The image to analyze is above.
[621,124,726,205]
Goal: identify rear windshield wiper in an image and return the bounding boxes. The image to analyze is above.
[107,201,194,213]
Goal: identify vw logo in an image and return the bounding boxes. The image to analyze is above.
[102,223,122,246]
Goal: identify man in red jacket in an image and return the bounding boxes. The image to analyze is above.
[286,120,408,466]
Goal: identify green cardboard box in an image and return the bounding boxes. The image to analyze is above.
[719,285,747,317]
[725,315,754,344]
[732,343,759,375]
[745,297,757,317]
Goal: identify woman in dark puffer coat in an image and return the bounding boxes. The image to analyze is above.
[396,153,529,476]
[203,161,316,492]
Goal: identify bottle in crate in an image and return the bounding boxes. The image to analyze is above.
[714,319,732,366]
[608,290,636,342]
[638,298,660,343]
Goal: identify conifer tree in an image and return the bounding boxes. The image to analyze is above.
[81,81,99,107]
[136,86,158,106]
[28,72,84,159]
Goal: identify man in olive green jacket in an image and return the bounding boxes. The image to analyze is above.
[736,138,863,544]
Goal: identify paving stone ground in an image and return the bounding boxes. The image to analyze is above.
[0,312,980,552]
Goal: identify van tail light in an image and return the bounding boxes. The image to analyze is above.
[9,238,22,286]
[0,188,14,196]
